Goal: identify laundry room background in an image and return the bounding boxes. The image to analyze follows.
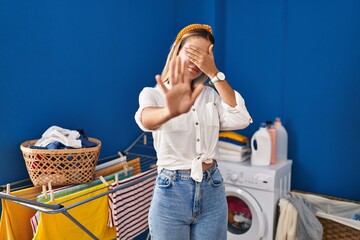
[1,0,359,202]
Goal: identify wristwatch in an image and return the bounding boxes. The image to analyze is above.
[211,72,226,84]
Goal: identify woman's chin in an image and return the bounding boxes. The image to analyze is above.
[187,72,201,80]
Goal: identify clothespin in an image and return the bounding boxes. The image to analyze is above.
[118,151,126,161]
[6,183,10,194]
[99,176,109,186]
[123,165,128,176]
[42,185,48,200]
[118,151,129,176]
[115,173,119,184]
[48,181,54,203]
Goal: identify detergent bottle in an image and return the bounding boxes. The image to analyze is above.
[274,117,288,161]
[251,123,271,166]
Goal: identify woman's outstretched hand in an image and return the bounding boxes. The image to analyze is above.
[156,56,204,119]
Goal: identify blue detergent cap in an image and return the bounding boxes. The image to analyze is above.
[260,122,267,128]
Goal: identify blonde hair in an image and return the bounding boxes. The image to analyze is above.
[161,24,215,88]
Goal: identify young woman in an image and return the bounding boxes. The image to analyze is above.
[135,23,252,240]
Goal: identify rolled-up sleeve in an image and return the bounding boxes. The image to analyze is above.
[134,87,158,132]
[218,90,252,130]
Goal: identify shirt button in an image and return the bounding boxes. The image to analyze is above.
[192,108,196,111]
[195,122,199,125]
[196,138,200,142]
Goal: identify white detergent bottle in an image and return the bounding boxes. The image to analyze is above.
[251,123,271,166]
[274,117,288,161]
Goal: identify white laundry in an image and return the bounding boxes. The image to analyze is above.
[34,126,82,148]
[275,198,298,240]
[276,194,324,240]
[219,147,251,161]
[218,140,248,152]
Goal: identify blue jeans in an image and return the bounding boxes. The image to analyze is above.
[148,163,227,240]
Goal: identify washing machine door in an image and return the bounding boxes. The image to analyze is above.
[226,186,265,240]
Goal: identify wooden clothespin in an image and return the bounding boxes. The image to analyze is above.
[99,176,109,186]
[115,173,119,184]
[42,185,48,200]
[118,151,126,161]
[48,181,54,203]
[6,183,10,194]
[118,151,129,176]
[123,165,128,176]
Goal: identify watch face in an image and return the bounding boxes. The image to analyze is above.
[217,72,226,81]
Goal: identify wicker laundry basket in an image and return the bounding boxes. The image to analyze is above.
[320,217,359,240]
[20,138,101,187]
[318,196,360,240]
[292,190,360,240]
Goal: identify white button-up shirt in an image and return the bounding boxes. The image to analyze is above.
[135,85,252,181]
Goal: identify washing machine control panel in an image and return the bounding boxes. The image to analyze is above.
[223,170,275,191]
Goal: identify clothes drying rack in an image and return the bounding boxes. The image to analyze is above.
[0,132,157,240]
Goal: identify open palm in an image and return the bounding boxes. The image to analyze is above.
[156,56,204,118]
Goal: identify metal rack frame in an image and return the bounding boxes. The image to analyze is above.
[0,132,157,240]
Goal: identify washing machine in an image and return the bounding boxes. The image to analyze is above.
[217,159,292,240]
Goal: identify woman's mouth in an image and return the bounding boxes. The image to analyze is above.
[188,66,200,74]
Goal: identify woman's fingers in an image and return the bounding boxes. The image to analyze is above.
[186,44,217,77]
[169,57,177,84]
[175,56,181,83]
[180,58,187,83]
[172,56,188,84]
[185,47,199,63]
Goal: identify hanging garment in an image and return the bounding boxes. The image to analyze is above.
[37,167,134,203]
[30,211,40,236]
[275,198,298,240]
[33,182,116,240]
[108,168,157,240]
[275,195,323,240]
[0,186,42,240]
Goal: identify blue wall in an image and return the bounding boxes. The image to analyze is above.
[0,0,176,182]
[222,0,360,200]
[1,0,359,202]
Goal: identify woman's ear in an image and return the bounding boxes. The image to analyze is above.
[209,44,214,55]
